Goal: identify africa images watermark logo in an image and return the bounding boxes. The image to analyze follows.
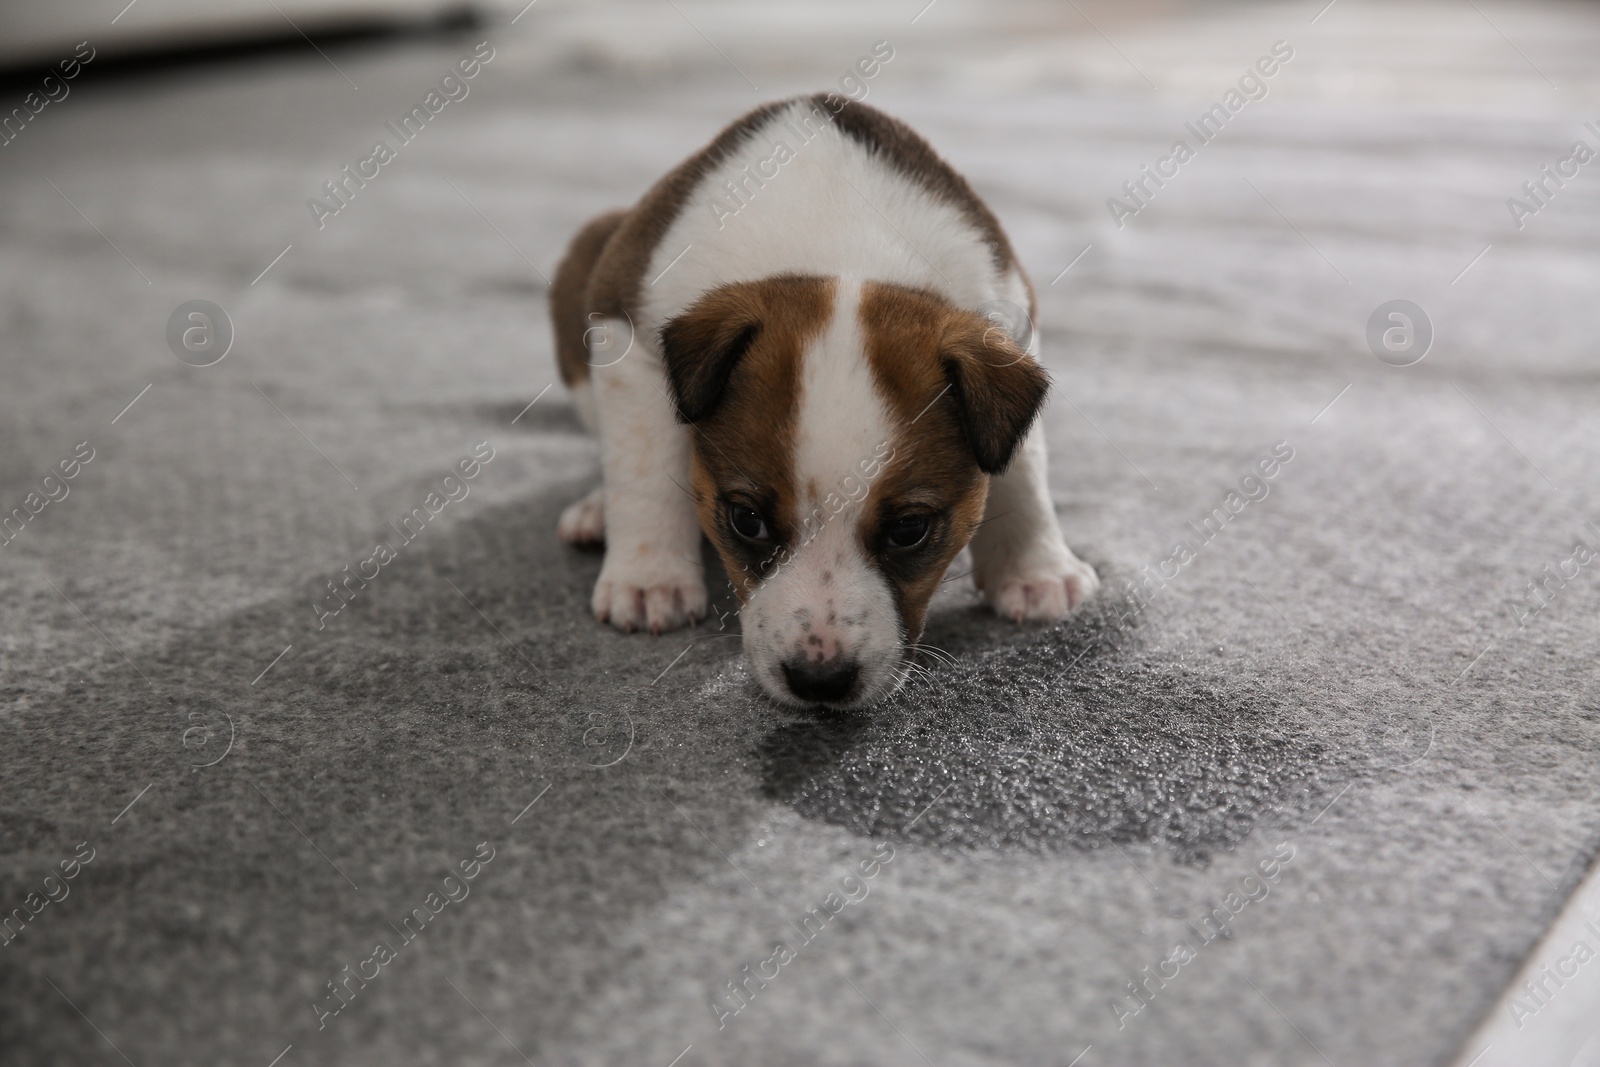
[1110,841,1296,1029]
[1,40,95,148]
[166,300,234,366]
[705,41,896,231]
[311,442,497,629]
[709,840,896,1031]
[1365,299,1432,367]
[1107,40,1294,228]
[312,842,496,1030]
[1506,121,1600,231]
[306,42,497,231]
[1119,441,1296,620]
[0,442,96,553]
[1,842,97,948]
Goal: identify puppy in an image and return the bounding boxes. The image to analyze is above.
[549,94,1099,709]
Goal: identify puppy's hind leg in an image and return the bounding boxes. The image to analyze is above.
[557,483,605,546]
[550,211,626,546]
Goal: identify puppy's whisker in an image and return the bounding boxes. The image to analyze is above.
[664,472,698,502]
[907,642,957,668]
[887,663,919,692]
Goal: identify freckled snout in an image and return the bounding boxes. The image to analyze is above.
[748,591,902,710]
[778,614,863,703]
[740,516,906,709]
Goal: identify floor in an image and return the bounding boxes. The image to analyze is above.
[2,2,1599,1065]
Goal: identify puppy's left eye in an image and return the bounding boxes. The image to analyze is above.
[885,514,930,549]
[729,503,771,542]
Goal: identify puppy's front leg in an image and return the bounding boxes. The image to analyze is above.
[590,327,707,633]
[968,421,1099,622]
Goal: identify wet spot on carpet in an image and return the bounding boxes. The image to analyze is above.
[760,599,1349,864]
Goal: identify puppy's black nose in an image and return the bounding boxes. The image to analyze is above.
[781,658,860,704]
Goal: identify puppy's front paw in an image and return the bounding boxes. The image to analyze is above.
[977,547,1099,623]
[592,554,707,635]
[558,487,605,546]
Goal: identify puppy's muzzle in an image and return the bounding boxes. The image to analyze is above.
[780,656,861,704]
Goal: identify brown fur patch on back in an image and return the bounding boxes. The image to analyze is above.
[586,100,793,323]
[549,209,626,387]
[675,276,837,599]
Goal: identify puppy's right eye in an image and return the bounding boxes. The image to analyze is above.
[885,513,930,550]
[729,504,771,543]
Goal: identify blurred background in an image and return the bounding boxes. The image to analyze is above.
[2,2,1598,1066]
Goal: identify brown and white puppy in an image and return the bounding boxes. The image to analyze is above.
[550,94,1099,709]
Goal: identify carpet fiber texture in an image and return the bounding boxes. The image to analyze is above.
[2,2,1599,1065]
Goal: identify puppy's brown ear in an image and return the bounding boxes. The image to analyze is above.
[940,312,1050,474]
[658,288,763,424]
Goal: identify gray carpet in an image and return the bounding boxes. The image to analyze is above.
[3,2,1599,1065]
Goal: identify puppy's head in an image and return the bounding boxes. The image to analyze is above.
[660,275,1047,709]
